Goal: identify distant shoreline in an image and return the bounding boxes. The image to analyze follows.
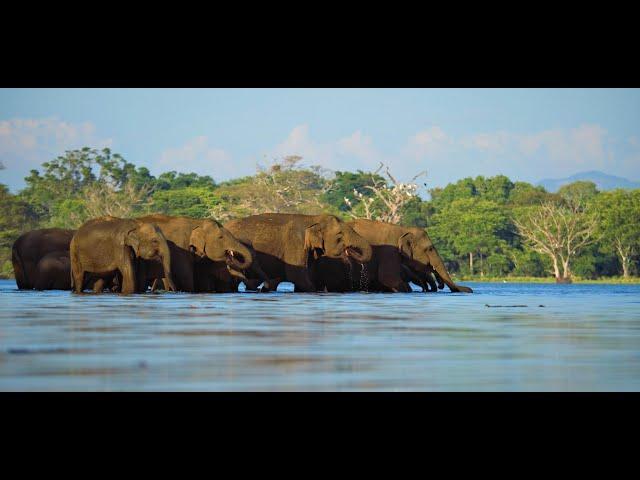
[454,276,640,285]
[2,274,639,286]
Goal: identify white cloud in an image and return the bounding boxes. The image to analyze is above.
[513,124,608,166]
[273,124,326,163]
[405,127,451,160]
[336,130,377,160]
[272,124,381,172]
[0,117,111,156]
[157,136,232,179]
[448,124,613,181]
[0,117,113,190]
[460,131,510,153]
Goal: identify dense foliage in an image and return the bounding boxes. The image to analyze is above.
[2,148,639,280]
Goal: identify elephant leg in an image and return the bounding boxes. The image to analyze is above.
[176,262,195,292]
[285,266,317,292]
[400,264,428,292]
[111,273,122,293]
[136,260,151,293]
[262,277,282,292]
[424,272,438,292]
[378,256,410,293]
[33,277,50,291]
[71,268,85,294]
[93,278,106,293]
[247,258,274,289]
[433,271,445,290]
[119,257,137,295]
[159,276,182,291]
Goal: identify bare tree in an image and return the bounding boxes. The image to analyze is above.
[344,163,426,224]
[83,181,152,220]
[513,199,598,282]
[209,155,330,220]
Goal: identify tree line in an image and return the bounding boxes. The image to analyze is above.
[1,147,639,281]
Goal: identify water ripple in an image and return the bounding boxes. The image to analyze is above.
[1,279,639,391]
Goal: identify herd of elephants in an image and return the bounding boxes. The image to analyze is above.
[11,213,473,294]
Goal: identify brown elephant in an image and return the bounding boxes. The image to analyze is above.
[12,228,75,290]
[70,216,176,294]
[315,219,472,293]
[135,214,253,292]
[224,213,373,292]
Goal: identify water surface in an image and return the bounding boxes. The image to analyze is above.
[1,279,639,391]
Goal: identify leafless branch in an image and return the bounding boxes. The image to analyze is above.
[343,163,425,224]
[513,200,597,279]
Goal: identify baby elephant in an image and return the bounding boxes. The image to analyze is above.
[33,250,72,290]
[70,216,176,294]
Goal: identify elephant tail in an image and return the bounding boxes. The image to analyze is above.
[11,242,27,289]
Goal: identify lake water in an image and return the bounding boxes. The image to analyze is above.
[1,278,639,391]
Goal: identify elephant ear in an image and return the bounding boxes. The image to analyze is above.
[125,228,141,256]
[189,226,206,256]
[398,232,414,259]
[304,222,324,253]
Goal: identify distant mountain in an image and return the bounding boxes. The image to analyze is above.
[537,171,640,192]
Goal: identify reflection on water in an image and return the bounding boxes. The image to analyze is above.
[1,279,639,391]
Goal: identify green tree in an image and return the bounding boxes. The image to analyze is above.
[151,186,222,218]
[154,171,216,191]
[508,182,552,206]
[19,147,156,223]
[430,198,512,276]
[557,181,599,205]
[594,189,640,277]
[473,175,514,204]
[429,177,477,210]
[321,170,383,213]
[509,249,549,277]
[0,184,40,277]
[399,197,433,228]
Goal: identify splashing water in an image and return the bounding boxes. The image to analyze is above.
[359,263,369,292]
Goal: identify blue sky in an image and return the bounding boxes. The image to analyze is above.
[1,88,639,193]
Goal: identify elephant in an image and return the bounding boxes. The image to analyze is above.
[12,228,75,290]
[401,263,444,292]
[134,214,253,292]
[70,216,176,294]
[314,219,472,293]
[224,213,373,292]
[194,256,281,293]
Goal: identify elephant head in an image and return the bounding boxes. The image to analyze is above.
[188,219,253,270]
[304,215,372,263]
[125,222,176,291]
[398,228,472,293]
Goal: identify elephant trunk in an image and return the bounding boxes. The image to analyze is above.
[225,240,253,270]
[159,241,176,292]
[344,231,373,263]
[430,251,472,293]
[226,265,249,282]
